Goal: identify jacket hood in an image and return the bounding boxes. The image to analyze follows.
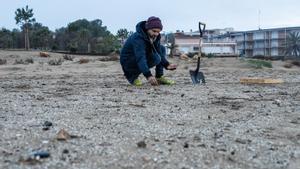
[136,21,161,42]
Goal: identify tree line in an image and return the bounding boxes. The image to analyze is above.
[0,5,132,55]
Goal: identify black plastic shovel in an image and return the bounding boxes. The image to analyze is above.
[190,22,206,84]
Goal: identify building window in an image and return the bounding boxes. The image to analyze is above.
[193,47,199,51]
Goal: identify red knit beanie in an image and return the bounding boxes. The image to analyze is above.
[145,16,163,30]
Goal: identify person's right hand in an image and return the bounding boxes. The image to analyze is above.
[147,76,158,86]
[167,64,177,70]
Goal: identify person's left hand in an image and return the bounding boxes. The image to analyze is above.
[167,64,177,70]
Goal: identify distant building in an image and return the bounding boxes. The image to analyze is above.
[168,28,237,56]
[232,27,300,57]
[162,26,300,58]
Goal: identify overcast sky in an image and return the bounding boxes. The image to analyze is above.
[1,0,300,34]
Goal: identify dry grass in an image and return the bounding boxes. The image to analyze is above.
[39,52,50,57]
[25,58,34,64]
[48,58,63,66]
[79,58,90,64]
[283,60,300,68]
[63,54,74,61]
[98,55,119,62]
[14,58,34,65]
[291,60,300,67]
[0,59,7,65]
[283,63,293,68]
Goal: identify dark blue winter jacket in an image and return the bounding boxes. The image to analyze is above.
[120,21,169,79]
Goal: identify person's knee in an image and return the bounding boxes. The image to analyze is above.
[122,68,140,84]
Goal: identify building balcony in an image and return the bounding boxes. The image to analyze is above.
[245,38,253,42]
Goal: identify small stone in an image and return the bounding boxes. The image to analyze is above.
[56,129,71,141]
[36,96,44,101]
[181,94,185,97]
[137,141,147,148]
[42,121,53,130]
[217,148,227,152]
[197,143,206,148]
[31,151,50,158]
[213,132,223,139]
[228,156,235,162]
[42,140,49,144]
[154,138,160,142]
[290,118,300,124]
[19,157,41,165]
[231,104,242,110]
[99,142,113,146]
[193,135,201,141]
[62,149,69,154]
[225,123,233,128]
[183,142,189,148]
[42,127,50,131]
[177,136,186,140]
[235,138,250,144]
[220,109,227,113]
[142,156,151,162]
[273,99,281,106]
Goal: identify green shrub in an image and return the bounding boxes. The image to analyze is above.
[246,59,272,68]
[207,53,215,58]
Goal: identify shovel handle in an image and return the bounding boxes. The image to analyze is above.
[199,22,206,37]
[198,22,206,58]
[196,55,200,71]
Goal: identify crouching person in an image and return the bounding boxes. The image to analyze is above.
[120,16,177,86]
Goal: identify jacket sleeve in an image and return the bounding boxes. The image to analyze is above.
[132,38,152,78]
[156,43,170,69]
[160,53,170,69]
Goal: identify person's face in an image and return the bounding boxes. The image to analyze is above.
[147,28,161,39]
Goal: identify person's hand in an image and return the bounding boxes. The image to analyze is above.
[147,76,158,86]
[167,64,177,70]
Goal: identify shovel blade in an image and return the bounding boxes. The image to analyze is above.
[189,70,205,84]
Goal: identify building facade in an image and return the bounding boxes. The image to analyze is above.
[162,26,300,58]
[169,29,237,56]
[233,27,300,57]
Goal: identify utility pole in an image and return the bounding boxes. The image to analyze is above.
[258,9,261,30]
